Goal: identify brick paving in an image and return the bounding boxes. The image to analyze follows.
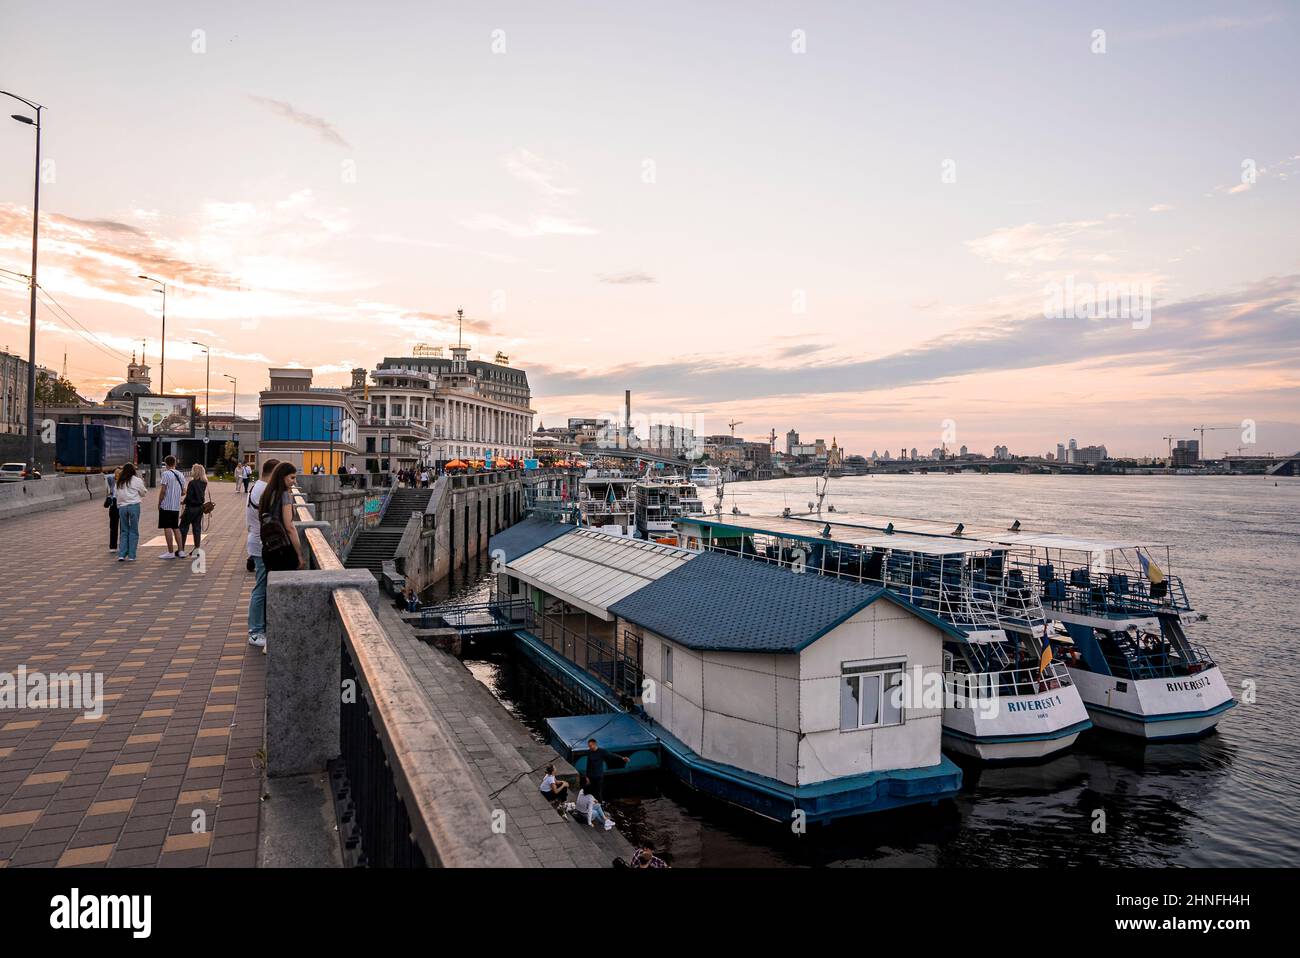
[0,483,265,867]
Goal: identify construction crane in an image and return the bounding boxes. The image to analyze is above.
[1161,435,1176,459]
[728,419,743,440]
[1194,425,1235,461]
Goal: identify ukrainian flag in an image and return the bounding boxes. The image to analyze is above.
[1039,637,1054,672]
[1138,549,1165,585]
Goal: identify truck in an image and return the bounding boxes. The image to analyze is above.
[55,423,135,474]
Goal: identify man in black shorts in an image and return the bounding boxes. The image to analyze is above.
[584,737,630,801]
[157,455,185,558]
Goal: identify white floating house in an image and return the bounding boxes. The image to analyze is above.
[489,519,963,822]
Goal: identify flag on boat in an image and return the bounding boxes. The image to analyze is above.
[1138,549,1165,585]
[1039,635,1053,672]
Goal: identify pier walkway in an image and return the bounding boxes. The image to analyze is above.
[380,602,633,868]
[0,488,264,868]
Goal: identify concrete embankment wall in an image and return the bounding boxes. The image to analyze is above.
[396,472,525,593]
[0,474,102,522]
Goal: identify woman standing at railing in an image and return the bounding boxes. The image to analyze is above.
[255,462,305,651]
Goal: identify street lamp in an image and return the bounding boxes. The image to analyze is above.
[3,90,43,474]
[191,337,209,439]
[223,373,237,419]
[137,276,166,389]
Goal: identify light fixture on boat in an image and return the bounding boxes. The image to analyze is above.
[1009,519,1021,532]
[953,523,965,536]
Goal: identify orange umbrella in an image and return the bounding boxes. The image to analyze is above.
[445,459,468,469]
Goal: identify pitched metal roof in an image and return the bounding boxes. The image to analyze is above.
[609,550,962,653]
[488,517,575,564]
[506,528,696,620]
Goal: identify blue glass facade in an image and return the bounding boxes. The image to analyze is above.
[261,403,344,442]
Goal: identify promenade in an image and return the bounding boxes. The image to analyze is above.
[0,483,265,867]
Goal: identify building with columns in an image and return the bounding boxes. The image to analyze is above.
[354,339,534,467]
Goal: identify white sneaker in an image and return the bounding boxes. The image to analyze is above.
[160,552,176,559]
[248,633,266,648]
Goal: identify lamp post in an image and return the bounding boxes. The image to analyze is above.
[3,90,43,474]
[192,341,210,469]
[222,373,237,475]
[137,276,167,484]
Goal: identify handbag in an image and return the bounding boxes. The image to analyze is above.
[202,487,215,515]
[103,495,113,509]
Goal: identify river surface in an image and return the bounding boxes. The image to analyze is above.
[439,474,1300,867]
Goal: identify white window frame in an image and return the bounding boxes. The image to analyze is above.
[840,660,906,732]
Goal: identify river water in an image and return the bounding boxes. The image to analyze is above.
[446,474,1300,867]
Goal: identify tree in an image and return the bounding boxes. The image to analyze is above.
[34,371,82,405]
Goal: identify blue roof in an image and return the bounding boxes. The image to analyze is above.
[609,550,962,653]
[488,517,574,563]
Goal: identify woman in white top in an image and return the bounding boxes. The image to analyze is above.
[114,462,149,561]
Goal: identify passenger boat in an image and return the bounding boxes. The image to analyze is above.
[801,514,1235,741]
[674,515,1092,761]
[987,534,1235,740]
[633,474,705,543]
[577,469,636,537]
[688,464,722,487]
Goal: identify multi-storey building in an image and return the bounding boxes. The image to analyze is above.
[356,329,534,466]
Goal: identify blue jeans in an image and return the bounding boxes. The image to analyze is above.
[248,555,268,635]
[117,503,141,559]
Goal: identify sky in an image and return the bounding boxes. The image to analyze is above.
[1,0,1297,459]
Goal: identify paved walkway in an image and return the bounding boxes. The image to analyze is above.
[0,482,265,867]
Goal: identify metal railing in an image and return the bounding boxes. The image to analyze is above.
[699,540,1005,634]
[288,491,521,868]
[532,607,642,700]
[944,661,1074,698]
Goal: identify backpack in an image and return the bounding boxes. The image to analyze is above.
[258,491,299,571]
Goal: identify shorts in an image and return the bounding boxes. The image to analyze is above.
[158,508,180,529]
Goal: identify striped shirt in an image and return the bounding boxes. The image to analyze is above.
[159,469,185,511]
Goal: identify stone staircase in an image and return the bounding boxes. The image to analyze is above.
[343,487,432,577]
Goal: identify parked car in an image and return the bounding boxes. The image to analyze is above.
[0,462,40,481]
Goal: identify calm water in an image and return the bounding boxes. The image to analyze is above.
[459,474,1300,867]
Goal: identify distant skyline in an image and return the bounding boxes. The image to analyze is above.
[2,0,1298,458]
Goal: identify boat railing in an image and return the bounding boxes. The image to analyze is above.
[944,661,1073,698]
[1007,560,1193,615]
[1098,637,1216,680]
[698,540,1003,632]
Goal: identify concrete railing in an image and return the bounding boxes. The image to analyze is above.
[0,473,100,522]
[266,491,522,867]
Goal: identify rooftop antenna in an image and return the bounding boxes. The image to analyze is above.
[457,308,464,347]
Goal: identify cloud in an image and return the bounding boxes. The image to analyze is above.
[504,149,577,196]
[248,95,350,148]
[597,271,656,285]
[1148,204,1176,213]
[461,212,598,238]
[527,274,1300,404]
[1131,14,1285,40]
[966,220,1107,268]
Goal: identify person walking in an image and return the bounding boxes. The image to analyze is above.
[114,463,148,562]
[157,455,186,558]
[105,467,120,553]
[178,463,209,557]
[245,458,280,648]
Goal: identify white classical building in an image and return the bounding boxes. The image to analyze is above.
[349,336,534,468]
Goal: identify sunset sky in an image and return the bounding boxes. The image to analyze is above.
[2,0,1297,458]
